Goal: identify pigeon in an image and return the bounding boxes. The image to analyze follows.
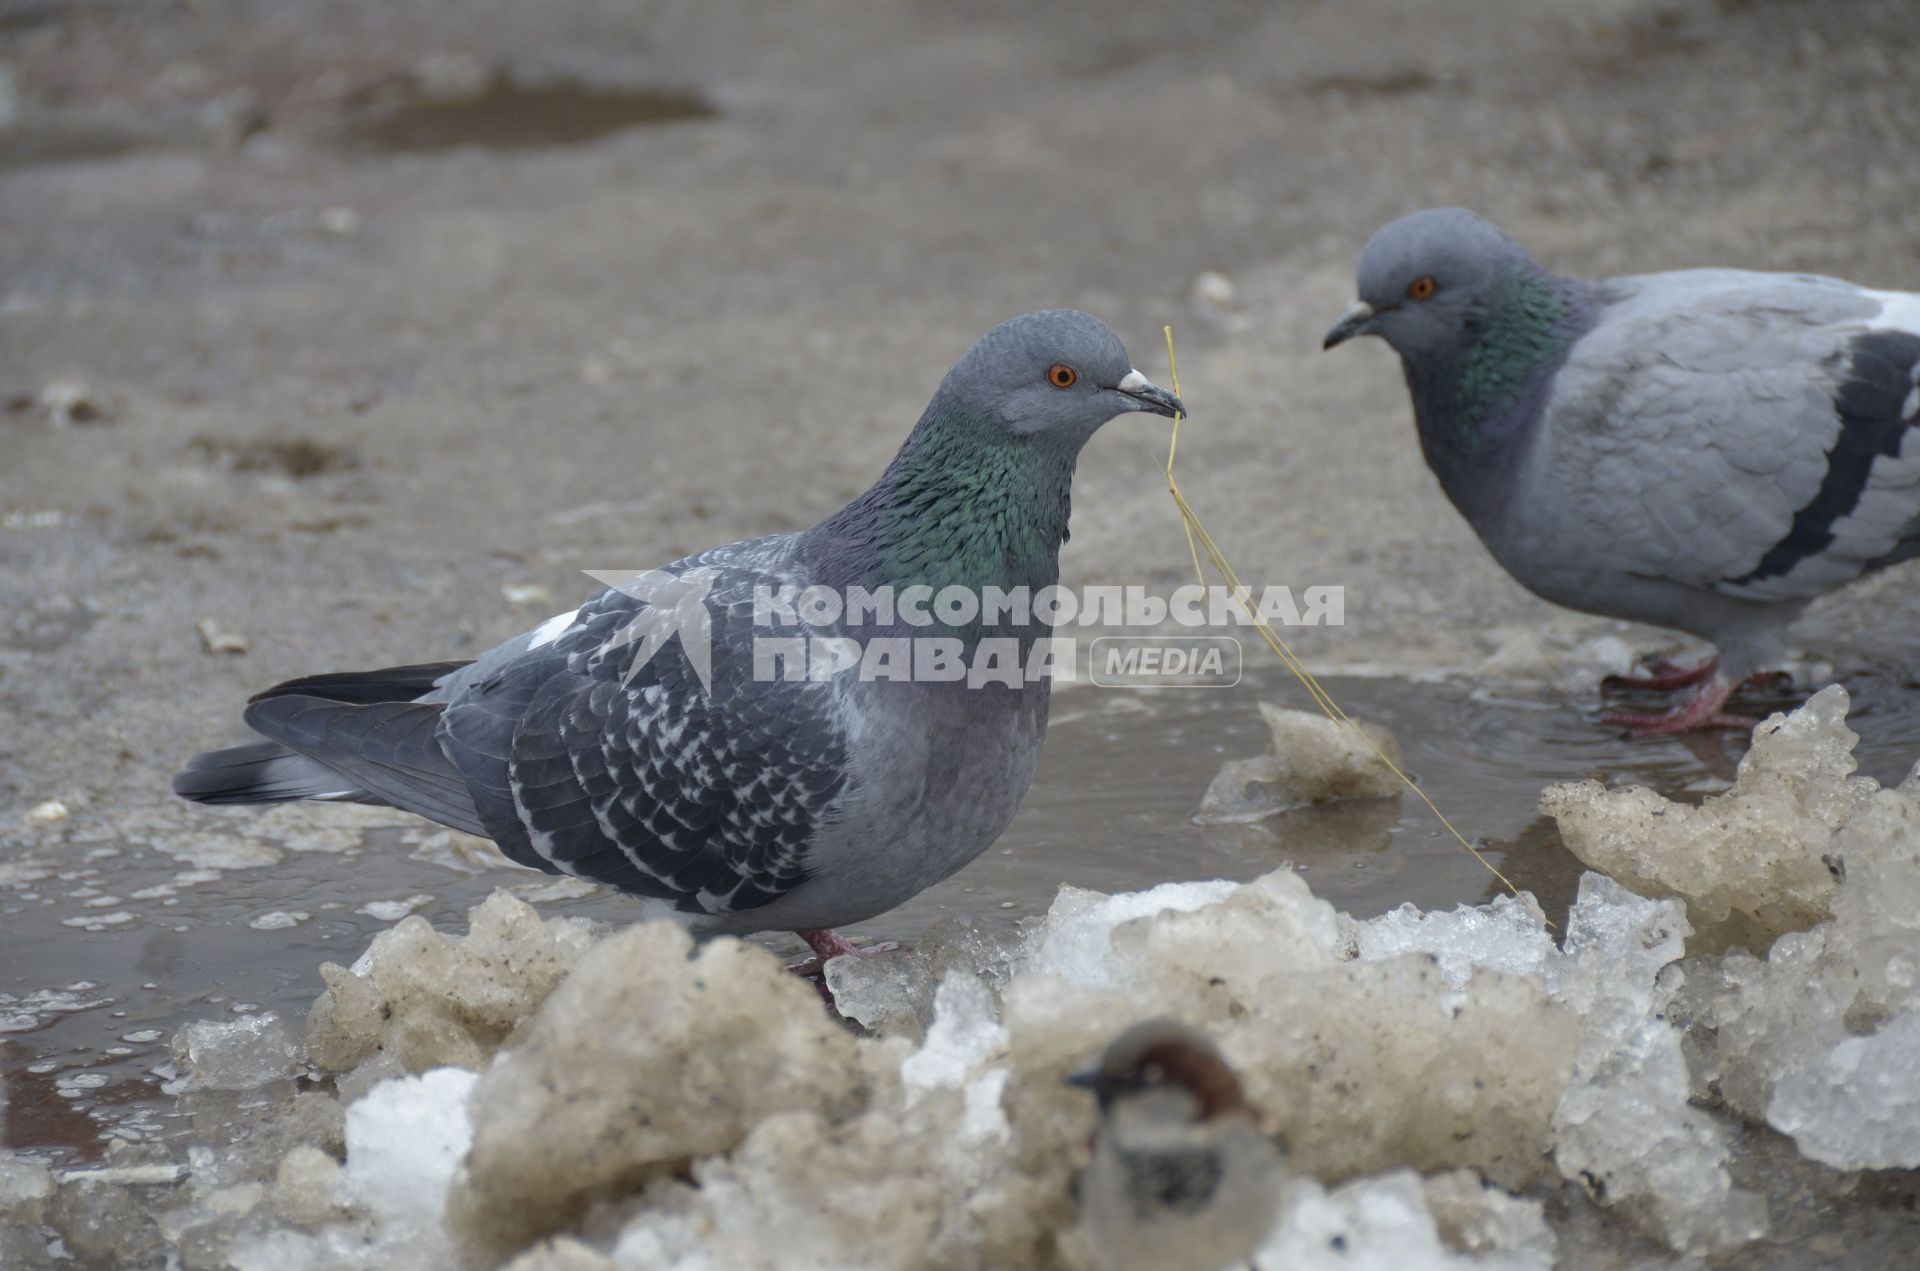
[1068,1019,1285,1271]
[1324,208,1920,733]
[175,310,1183,964]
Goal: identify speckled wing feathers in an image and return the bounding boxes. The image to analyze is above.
[439,535,850,918]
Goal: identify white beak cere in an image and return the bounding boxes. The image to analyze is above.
[1337,299,1376,326]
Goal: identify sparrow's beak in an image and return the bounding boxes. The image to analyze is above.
[1063,1065,1103,1092]
[1113,368,1185,419]
[1322,299,1377,350]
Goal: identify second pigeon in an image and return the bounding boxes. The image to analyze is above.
[1325,208,1920,732]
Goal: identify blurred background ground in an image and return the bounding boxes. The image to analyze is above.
[3,0,1918,816]
[4,3,1920,1249]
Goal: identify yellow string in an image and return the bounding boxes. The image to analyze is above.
[1159,326,1528,907]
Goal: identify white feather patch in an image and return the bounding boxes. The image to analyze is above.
[1865,288,1920,338]
[528,608,580,649]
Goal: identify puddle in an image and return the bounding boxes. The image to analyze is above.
[0,125,151,170]
[187,435,360,479]
[0,599,100,653]
[0,73,715,169]
[868,666,1920,947]
[3,670,1917,1166]
[1302,67,1461,99]
[329,75,717,154]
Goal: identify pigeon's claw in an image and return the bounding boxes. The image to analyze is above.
[786,929,903,985]
[1604,656,1721,692]
[1603,673,1755,735]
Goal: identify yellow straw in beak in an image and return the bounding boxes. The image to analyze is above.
[1157,325,1530,914]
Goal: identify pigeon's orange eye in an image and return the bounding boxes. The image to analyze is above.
[1047,364,1079,389]
[1407,276,1438,300]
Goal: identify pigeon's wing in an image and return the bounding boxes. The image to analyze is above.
[1541,271,1920,601]
[438,535,850,919]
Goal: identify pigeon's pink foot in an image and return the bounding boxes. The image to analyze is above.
[1603,674,1757,735]
[785,928,903,981]
[1605,656,1720,692]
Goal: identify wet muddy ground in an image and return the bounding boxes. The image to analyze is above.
[9,665,1920,1168]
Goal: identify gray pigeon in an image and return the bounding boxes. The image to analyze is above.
[1324,209,1920,733]
[175,310,1182,963]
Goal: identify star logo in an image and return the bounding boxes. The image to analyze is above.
[584,566,719,693]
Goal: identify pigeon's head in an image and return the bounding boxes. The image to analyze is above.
[936,309,1183,444]
[1323,208,1537,356]
[1065,1018,1251,1125]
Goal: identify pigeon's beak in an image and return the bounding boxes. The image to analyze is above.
[1113,368,1185,419]
[1322,299,1377,350]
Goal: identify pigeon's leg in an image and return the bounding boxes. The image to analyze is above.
[785,928,903,980]
[1605,656,1720,692]
[1603,673,1757,735]
[798,928,864,963]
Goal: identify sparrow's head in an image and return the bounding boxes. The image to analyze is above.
[1066,1018,1250,1123]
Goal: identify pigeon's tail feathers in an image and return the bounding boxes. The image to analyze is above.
[172,741,373,805]
[248,660,471,707]
[239,695,491,837]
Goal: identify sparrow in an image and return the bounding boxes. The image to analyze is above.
[1068,1019,1284,1271]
